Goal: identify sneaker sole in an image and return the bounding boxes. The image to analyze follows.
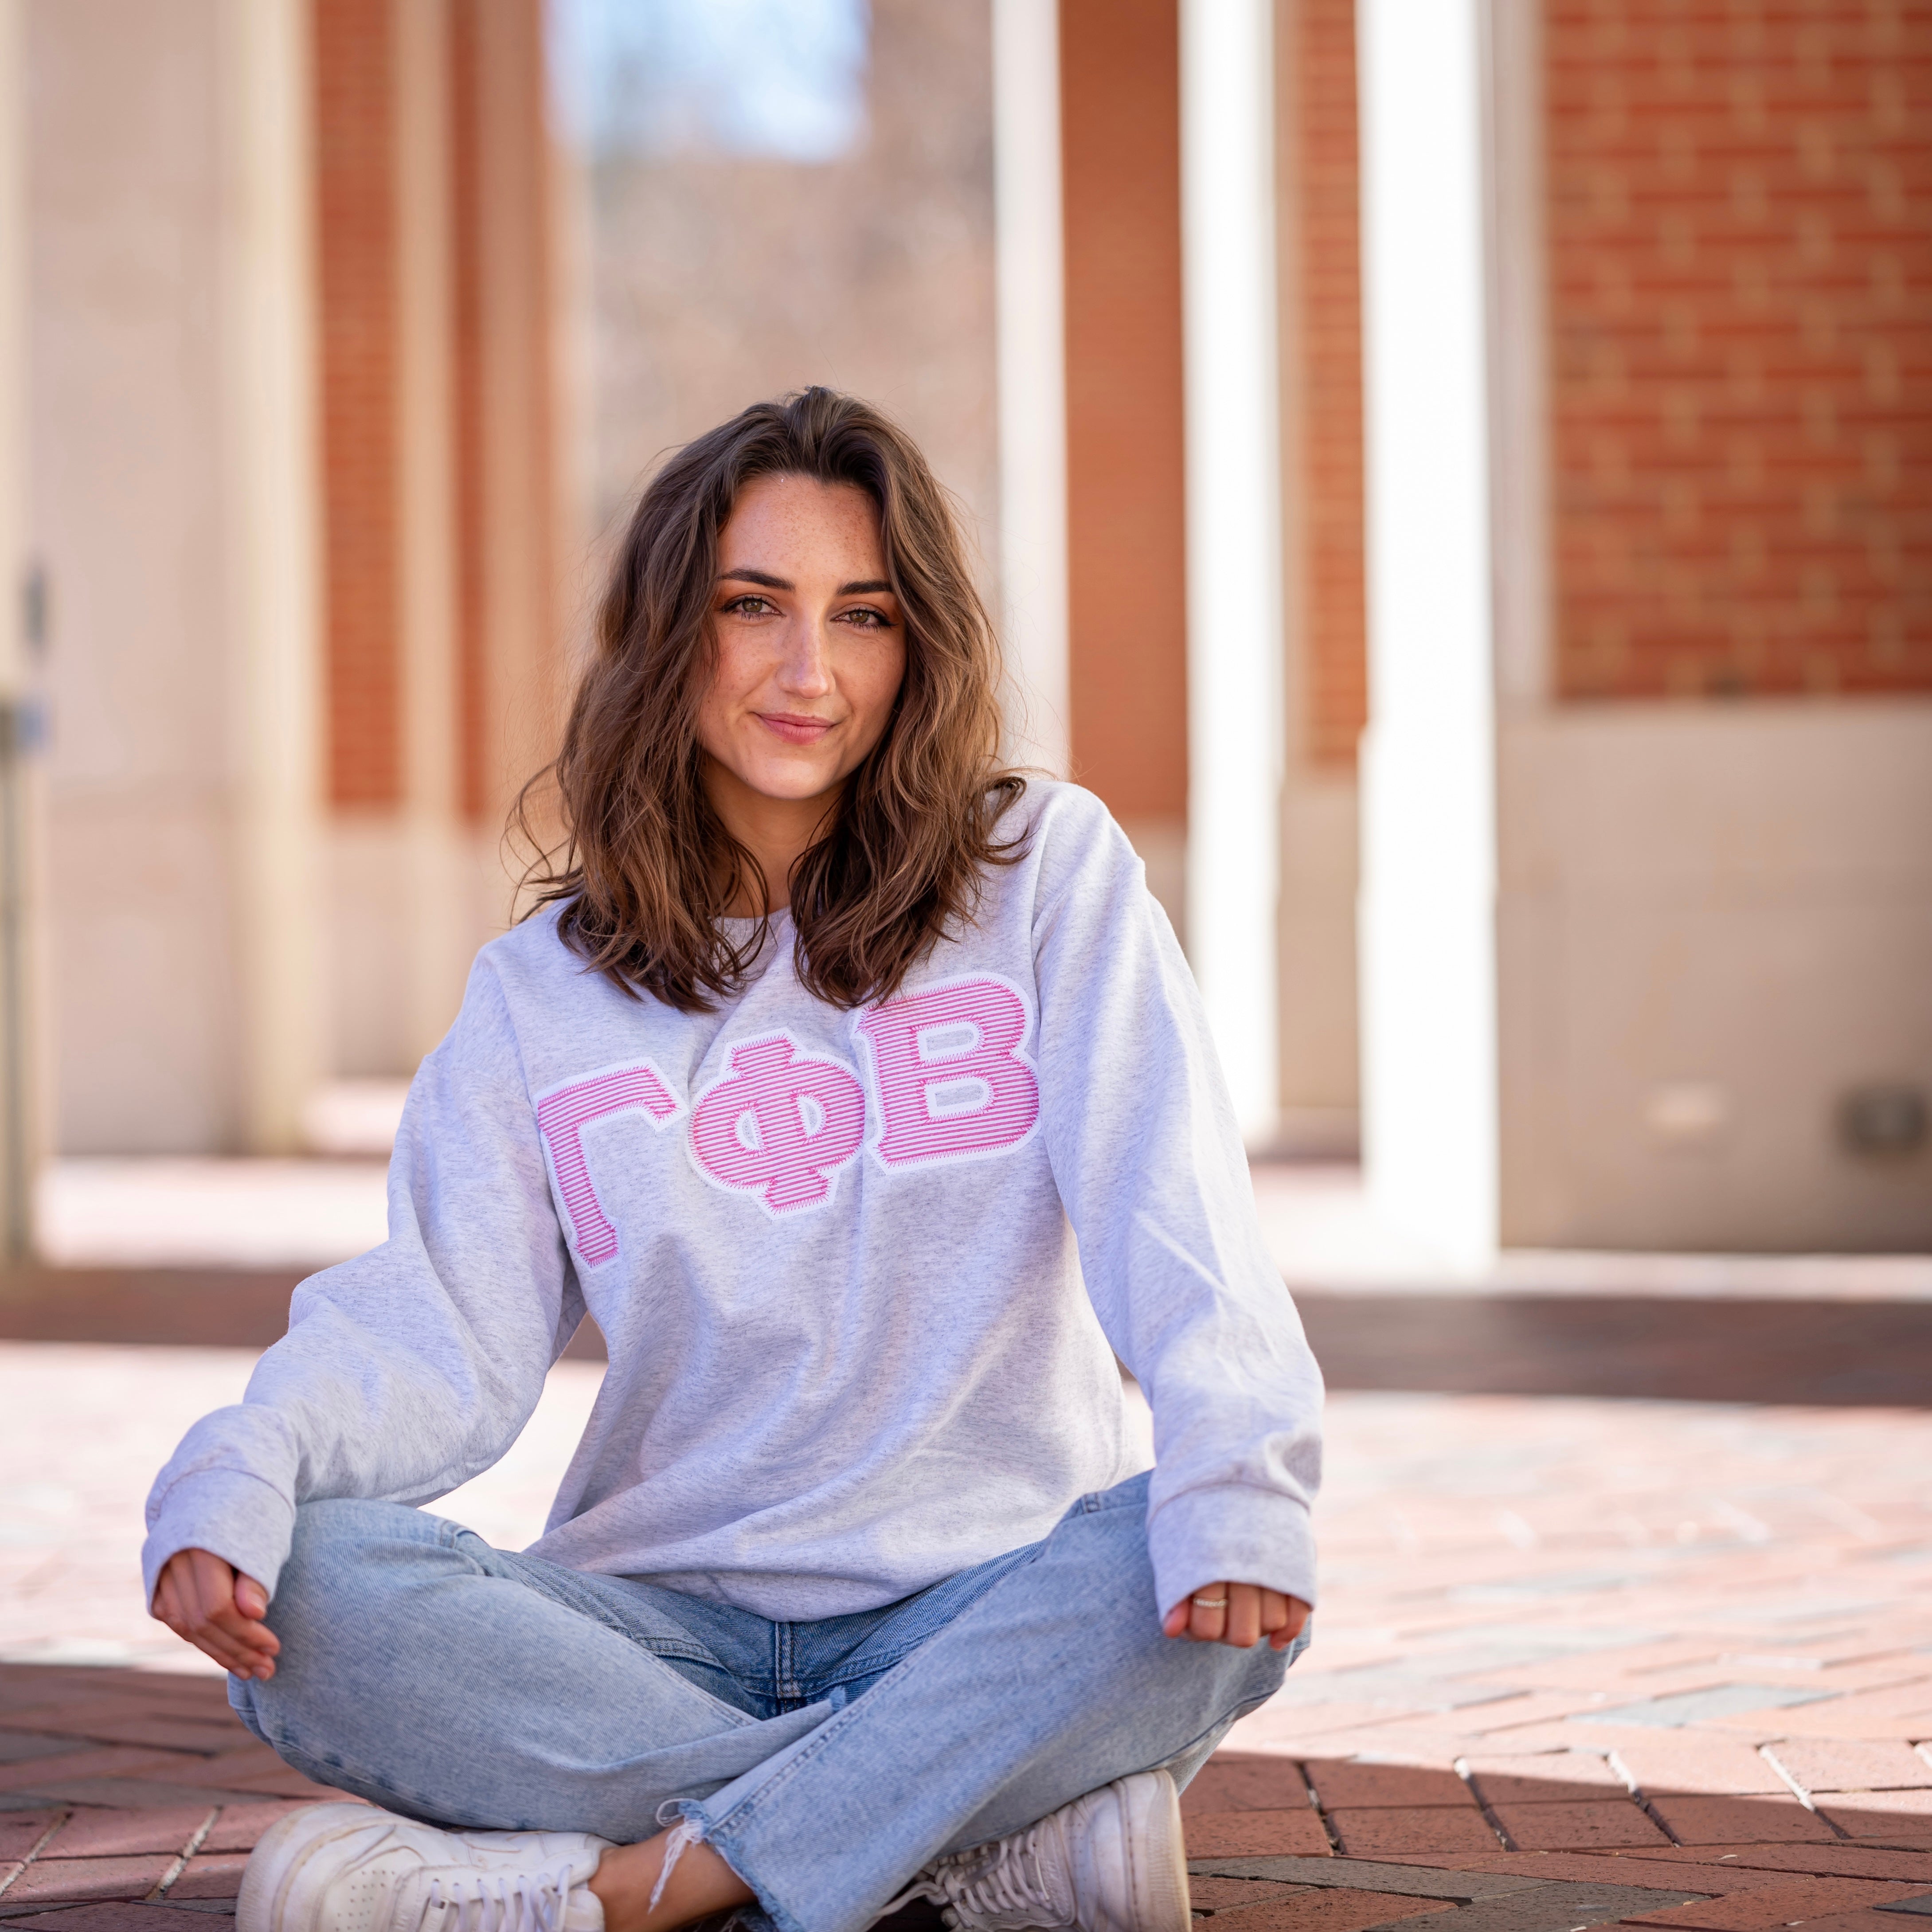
[236,1802,385,1932]
[1116,1772,1189,1932]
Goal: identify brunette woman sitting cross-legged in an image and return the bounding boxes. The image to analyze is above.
[145,387,1322,1932]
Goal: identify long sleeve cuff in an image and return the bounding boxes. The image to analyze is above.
[141,1466,298,1609]
[1146,1481,1317,1619]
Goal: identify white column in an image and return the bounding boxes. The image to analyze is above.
[1355,0,1498,1266]
[394,0,470,1062]
[1487,0,1550,712]
[1181,0,1284,1146]
[221,0,326,1153]
[990,0,1068,776]
[0,0,33,1251]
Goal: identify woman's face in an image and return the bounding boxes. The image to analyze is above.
[696,473,907,811]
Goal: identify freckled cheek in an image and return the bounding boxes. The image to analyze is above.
[852,650,907,741]
[703,649,776,729]
[694,680,762,767]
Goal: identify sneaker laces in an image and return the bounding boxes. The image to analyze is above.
[424,1863,579,1932]
[881,1819,1072,1931]
[648,1818,702,1915]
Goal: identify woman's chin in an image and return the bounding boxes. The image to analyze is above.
[717,755,848,810]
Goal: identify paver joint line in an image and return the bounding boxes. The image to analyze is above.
[1183,1857,1658,1902]
[145,1814,218,1903]
[1376,1883,1709,1932]
[0,1821,66,1900]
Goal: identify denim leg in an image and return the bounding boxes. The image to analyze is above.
[229,1498,833,1840]
[685,1474,1305,1932]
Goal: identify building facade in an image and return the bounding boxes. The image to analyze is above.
[1,0,1926,1255]
[1050,0,1932,1254]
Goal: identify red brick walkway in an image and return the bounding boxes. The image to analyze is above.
[1,1655,1927,1932]
[1180,1395,1932,1931]
[0,1662,336,1930]
[4,1335,1931,1931]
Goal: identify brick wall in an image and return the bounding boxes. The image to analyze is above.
[1549,0,1932,699]
[1289,0,1369,766]
[313,0,402,809]
[449,2,489,825]
[1060,0,1189,822]
[1061,0,1372,791]
[452,0,559,830]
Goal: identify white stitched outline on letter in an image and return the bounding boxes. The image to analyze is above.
[687,1032,867,1215]
[856,974,1041,1170]
[536,1062,681,1266]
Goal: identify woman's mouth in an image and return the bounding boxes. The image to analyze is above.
[758,713,837,745]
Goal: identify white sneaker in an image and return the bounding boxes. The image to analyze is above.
[236,1801,611,1932]
[888,1770,1189,1932]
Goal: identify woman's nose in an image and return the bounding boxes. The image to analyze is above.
[775,619,835,697]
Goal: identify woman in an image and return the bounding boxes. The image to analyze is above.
[146,389,1323,1932]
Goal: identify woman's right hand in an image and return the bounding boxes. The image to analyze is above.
[150,1548,280,1680]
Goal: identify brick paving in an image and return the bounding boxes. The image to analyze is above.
[1182,1394,1932,1929]
[3,1343,1932,1929]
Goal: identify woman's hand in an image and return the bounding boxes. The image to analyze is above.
[151,1548,280,1680]
[1163,1583,1308,1652]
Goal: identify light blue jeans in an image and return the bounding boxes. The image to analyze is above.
[230,1474,1305,1932]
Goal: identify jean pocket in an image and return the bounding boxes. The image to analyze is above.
[1077,1470,1151,1514]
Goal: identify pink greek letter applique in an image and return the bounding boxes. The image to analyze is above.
[687,1034,867,1215]
[536,1063,682,1267]
[857,975,1041,1170]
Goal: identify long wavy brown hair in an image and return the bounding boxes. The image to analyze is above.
[519,387,1026,1012]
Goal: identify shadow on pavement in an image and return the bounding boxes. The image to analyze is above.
[0,1266,608,1361]
[1295,1291,1932,1407]
[2,1266,1928,1405]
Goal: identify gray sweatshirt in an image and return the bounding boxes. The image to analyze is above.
[143,783,1323,1622]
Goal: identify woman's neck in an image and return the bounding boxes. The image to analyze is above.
[704,759,840,916]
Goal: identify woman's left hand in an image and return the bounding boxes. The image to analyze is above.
[1163,1583,1308,1651]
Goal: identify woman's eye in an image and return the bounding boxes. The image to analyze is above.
[837,606,890,629]
[725,595,775,617]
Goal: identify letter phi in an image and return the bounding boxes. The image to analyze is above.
[688,1034,867,1214]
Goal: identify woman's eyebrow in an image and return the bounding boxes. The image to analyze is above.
[715,568,894,596]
